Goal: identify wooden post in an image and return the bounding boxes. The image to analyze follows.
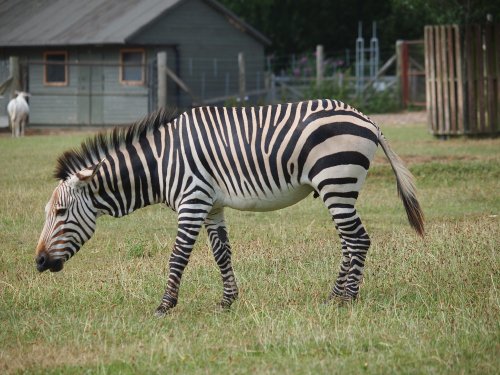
[435,27,444,134]
[157,52,167,109]
[475,25,485,132]
[485,23,496,133]
[424,26,433,133]
[269,73,276,103]
[454,25,464,134]
[495,24,500,133]
[440,25,450,134]
[446,26,457,134]
[402,42,410,109]
[238,52,246,103]
[396,40,404,109]
[264,72,271,102]
[9,56,21,96]
[316,44,324,87]
[465,25,477,133]
[8,56,21,137]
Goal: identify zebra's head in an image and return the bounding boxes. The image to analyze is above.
[35,161,104,273]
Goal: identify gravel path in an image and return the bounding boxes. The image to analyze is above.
[369,110,427,126]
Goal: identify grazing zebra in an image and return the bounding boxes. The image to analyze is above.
[35,99,424,316]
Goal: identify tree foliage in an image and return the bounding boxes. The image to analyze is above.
[220,0,500,56]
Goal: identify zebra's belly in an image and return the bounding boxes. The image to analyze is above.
[220,184,314,212]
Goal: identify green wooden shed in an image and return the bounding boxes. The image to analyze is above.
[0,0,270,127]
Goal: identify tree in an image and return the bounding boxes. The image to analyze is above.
[220,0,500,57]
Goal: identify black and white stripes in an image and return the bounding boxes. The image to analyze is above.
[36,99,424,314]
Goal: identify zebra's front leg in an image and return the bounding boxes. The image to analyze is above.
[155,204,209,317]
[205,208,239,309]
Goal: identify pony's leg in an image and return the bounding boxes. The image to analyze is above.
[155,201,210,316]
[12,119,17,137]
[205,208,238,308]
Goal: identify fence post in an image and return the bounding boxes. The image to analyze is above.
[157,52,167,109]
[369,22,379,80]
[268,73,276,103]
[316,44,324,87]
[395,40,404,109]
[238,52,246,103]
[9,56,21,95]
[355,22,365,97]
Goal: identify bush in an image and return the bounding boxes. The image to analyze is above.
[305,72,401,114]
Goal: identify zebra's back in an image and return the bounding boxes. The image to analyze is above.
[175,99,380,212]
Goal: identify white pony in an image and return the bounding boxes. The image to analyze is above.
[7,91,30,137]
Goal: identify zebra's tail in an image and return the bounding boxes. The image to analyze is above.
[378,133,425,236]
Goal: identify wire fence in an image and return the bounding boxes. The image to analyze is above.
[0,59,12,127]
[265,46,403,112]
[175,56,268,106]
[0,44,423,127]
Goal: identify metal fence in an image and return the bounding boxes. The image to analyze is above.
[0,55,271,127]
[1,44,416,128]
[177,56,268,105]
[266,47,400,108]
[0,59,11,128]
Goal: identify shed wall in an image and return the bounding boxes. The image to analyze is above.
[25,47,150,126]
[132,0,266,106]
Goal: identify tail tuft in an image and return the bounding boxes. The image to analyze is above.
[379,133,425,236]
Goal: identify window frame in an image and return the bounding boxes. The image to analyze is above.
[119,48,146,86]
[43,51,68,86]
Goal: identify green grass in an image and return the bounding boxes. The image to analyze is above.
[0,123,499,374]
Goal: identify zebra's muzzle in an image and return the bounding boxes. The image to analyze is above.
[36,254,64,273]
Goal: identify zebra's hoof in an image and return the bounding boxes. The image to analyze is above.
[218,298,236,311]
[324,292,357,306]
[154,304,172,317]
[324,290,344,301]
[323,295,344,306]
[341,294,357,304]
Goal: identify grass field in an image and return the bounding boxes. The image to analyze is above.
[0,116,499,374]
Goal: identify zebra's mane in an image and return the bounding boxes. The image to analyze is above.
[54,108,179,181]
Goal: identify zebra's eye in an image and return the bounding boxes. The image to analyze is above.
[55,208,68,216]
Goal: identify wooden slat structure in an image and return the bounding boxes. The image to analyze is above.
[425,24,499,135]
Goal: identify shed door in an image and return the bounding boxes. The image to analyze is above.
[77,64,103,125]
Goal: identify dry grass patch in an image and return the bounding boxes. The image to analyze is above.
[0,121,499,374]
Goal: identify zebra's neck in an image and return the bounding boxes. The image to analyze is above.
[91,126,166,217]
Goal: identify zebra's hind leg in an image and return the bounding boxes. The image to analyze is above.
[327,235,350,301]
[329,207,371,302]
[315,175,371,303]
[205,208,239,309]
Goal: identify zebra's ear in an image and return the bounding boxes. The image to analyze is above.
[68,159,105,188]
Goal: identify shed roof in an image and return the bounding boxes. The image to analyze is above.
[0,0,270,47]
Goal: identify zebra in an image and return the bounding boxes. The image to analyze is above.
[35,99,424,316]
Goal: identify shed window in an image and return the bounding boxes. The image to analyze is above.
[120,49,145,85]
[44,51,68,86]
